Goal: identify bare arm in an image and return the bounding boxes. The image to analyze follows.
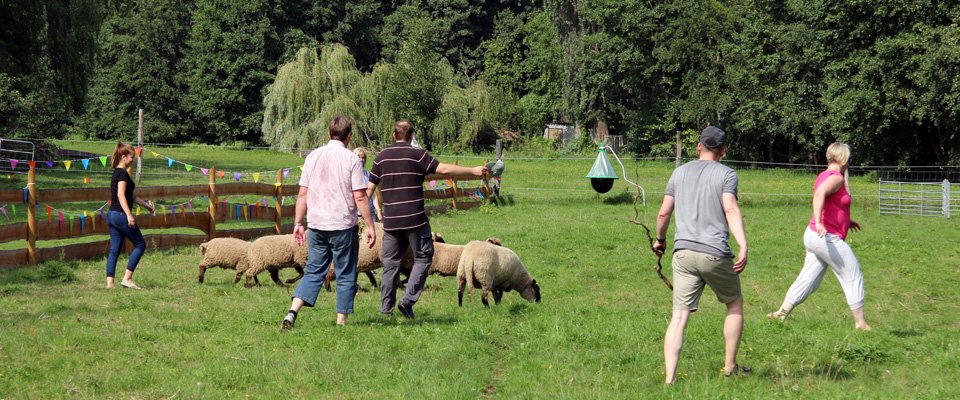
[722,192,748,273]
[293,186,308,246]
[116,181,137,227]
[353,189,376,248]
[652,195,675,255]
[811,175,843,237]
[435,162,487,177]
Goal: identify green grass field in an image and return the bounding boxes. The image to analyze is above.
[1,146,958,399]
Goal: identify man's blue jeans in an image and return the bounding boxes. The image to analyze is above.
[105,210,147,278]
[291,226,359,314]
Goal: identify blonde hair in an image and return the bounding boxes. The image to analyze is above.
[826,142,850,166]
[353,147,367,159]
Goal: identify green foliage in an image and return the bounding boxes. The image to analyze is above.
[181,0,279,144]
[77,0,194,142]
[39,259,79,282]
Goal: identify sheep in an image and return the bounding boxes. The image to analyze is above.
[197,237,257,285]
[320,226,445,291]
[243,234,306,288]
[457,240,541,307]
[427,237,502,277]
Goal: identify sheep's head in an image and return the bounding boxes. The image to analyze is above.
[486,237,502,246]
[432,232,445,243]
[521,279,541,303]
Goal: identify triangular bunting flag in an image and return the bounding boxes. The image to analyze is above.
[45,161,54,168]
[28,160,36,168]
[217,171,225,179]
[64,161,72,170]
[234,172,242,181]
[81,159,90,170]
[201,168,209,175]
[99,156,108,166]
[252,172,260,183]
[167,158,174,167]
[10,159,18,169]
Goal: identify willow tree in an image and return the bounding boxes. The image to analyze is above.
[261,44,361,150]
[432,80,500,152]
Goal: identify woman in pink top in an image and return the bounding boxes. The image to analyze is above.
[768,143,871,330]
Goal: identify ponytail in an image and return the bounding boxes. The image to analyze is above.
[112,141,134,168]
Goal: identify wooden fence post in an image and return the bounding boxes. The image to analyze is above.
[136,108,144,182]
[275,169,283,234]
[450,164,460,210]
[208,166,217,240]
[27,166,37,264]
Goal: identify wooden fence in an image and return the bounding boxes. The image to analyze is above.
[0,166,491,270]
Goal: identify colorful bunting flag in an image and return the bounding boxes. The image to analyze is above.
[201,168,209,175]
[99,156,108,167]
[252,172,260,183]
[1,206,8,221]
[81,159,90,170]
[234,172,242,181]
[64,161,72,170]
[167,158,174,167]
[28,160,36,168]
[185,165,193,172]
[45,161,54,168]
[217,171,225,179]
[10,159,18,169]
[282,168,290,179]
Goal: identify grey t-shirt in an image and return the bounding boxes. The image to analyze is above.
[664,160,739,258]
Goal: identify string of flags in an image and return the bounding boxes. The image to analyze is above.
[147,149,299,183]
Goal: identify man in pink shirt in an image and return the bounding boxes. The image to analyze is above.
[281,116,376,329]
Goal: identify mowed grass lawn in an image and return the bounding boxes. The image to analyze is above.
[1,148,958,399]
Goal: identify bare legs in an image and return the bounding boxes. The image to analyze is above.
[287,297,348,326]
[664,296,745,384]
[663,309,690,384]
[851,307,871,331]
[768,300,870,330]
[105,269,136,289]
[722,296,745,375]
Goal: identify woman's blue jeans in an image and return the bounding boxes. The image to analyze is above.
[105,210,146,278]
[291,226,359,314]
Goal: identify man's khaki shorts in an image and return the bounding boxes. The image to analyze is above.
[672,249,741,311]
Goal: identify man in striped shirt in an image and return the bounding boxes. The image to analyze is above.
[368,120,487,319]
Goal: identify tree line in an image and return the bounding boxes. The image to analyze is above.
[1,0,958,165]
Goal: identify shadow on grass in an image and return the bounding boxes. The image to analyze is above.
[354,314,460,326]
[601,192,636,205]
[760,362,855,382]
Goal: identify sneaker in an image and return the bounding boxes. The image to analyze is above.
[397,303,415,319]
[120,280,142,290]
[281,313,296,330]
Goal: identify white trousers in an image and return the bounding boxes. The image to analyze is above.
[784,228,865,310]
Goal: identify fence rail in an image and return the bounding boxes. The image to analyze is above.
[0,166,491,270]
[878,179,958,218]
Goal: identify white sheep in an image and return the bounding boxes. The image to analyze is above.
[428,237,501,277]
[244,234,306,288]
[197,237,255,285]
[457,240,541,307]
[321,226,446,291]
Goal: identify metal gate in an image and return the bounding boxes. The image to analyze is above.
[878,179,959,218]
[0,138,36,174]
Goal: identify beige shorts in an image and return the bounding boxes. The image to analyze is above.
[672,249,741,311]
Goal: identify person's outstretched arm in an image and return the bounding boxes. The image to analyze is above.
[435,163,487,177]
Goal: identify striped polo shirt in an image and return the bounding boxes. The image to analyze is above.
[369,142,439,231]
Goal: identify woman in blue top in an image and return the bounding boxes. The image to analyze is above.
[106,142,155,289]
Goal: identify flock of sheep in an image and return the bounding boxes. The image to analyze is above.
[197,224,541,307]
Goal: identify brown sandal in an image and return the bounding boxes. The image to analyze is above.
[723,364,752,377]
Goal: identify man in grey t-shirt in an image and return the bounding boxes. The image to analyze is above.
[652,126,749,384]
